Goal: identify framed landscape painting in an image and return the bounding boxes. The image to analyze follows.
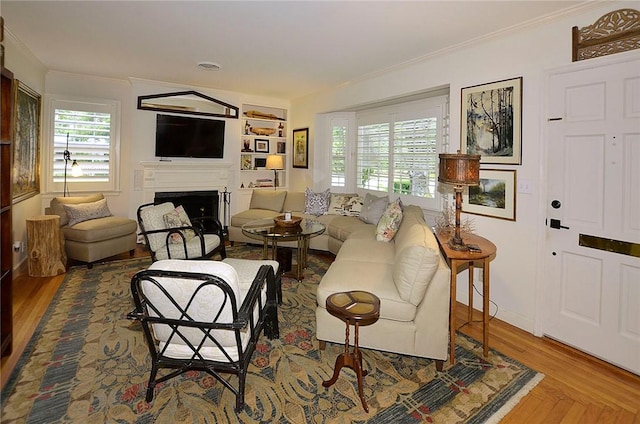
[463,169,516,221]
[12,80,41,203]
[461,77,522,165]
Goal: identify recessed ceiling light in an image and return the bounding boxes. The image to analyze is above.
[197,61,221,71]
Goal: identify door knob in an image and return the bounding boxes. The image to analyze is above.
[549,218,569,229]
[551,200,561,209]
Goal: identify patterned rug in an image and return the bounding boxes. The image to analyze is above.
[1,245,543,423]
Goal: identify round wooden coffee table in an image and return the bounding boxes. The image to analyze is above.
[322,290,380,413]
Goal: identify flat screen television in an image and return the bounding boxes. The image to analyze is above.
[155,114,225,158]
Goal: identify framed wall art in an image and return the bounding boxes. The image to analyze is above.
[292,127,309,169]
[255,139,269,153]
[12,80,41,203]
[254,157,267,169]
[277,141,286,154]
[461,77,522,165]
[462,169,516,221]
[241,154,252,170]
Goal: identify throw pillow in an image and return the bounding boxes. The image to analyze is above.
[304,188,330,216]
[359,193,389,224]
[327,193,363,217]
[63,198,112,226]
[376,198,403,242]
[163,205,196,244]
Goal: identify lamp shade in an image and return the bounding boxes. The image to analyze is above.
[266,154,284,170]
[438,152,481,186]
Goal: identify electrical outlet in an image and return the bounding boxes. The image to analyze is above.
[13,241,21,252]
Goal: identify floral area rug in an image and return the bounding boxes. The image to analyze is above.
[1,244,543,423]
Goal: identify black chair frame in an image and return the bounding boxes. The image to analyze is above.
[137,202,227,262]
[128,264,278,412]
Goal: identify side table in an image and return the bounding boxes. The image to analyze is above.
[26,215,66,277]
[322,291,380,413]
[434,231,496,365]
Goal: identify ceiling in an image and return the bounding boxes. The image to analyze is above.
[2,1,590,100]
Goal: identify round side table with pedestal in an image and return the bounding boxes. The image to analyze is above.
[322,290,380,413]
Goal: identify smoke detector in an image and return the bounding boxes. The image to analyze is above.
[197,61,221,71]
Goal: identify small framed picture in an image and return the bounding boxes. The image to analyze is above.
[241,154,252,170]
[463,169,516,221]
[254,157,267,169]
[277,141,286,154]
[255,139,269,153]
[292,128,309,169]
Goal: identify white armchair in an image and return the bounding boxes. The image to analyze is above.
[128,259,279,412]
[137,202,226,262]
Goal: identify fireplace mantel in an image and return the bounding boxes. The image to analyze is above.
[140,161,233,204]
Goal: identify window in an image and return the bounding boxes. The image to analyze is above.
[331,121,348,187]
[47,97,120,193]
[356,96,447,209]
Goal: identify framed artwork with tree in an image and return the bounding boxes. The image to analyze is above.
[461,77,522,165]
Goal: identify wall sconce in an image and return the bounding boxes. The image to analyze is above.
[63,133,82,196]
[438,151,480,250]
[266,154,284,189]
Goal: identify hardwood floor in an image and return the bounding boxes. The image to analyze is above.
[2,248,639,422]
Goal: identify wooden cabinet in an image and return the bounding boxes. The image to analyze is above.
[1,66,14,357]
[239,104,288,190]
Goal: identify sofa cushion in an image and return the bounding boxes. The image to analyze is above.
[63,198,113,226]
[326,215,374,242]
[327,193,363,216]
[163,205,196,244]
[317,260,417,322]
[393,244,440,306]
[282,191,306,213]
[249,190,287,212]
[304,188,330,216]
[49,193,105,226]
[62,216,137,243]
[376,198,403,242]
[359,193,388,224]
[335,238,395,264]
[230,209,280,228]
[394,205,432,253]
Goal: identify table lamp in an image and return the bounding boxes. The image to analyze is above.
[438,151,481,250]
[266,154,284,189]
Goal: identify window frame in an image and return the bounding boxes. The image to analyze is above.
[324,95,448,210]
[44,95,121,195]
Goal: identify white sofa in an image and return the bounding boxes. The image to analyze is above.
[229,190,373,254]
[230,190,451,369]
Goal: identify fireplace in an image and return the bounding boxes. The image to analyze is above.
[154,190,219,233]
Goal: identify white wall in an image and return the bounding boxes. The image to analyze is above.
[290,2,631,332]
[4,29,47,270]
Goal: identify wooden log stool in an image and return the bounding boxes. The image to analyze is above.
[26,215,66,277]
[322,290,380,412]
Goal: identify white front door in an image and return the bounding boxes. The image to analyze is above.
[544,54,640,375]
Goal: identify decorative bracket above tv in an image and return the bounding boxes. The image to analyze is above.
[137,90,239,119]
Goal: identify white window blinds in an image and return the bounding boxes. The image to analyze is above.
[53,108,111,183]
[48,96,120,194]
[356,97,445,201]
